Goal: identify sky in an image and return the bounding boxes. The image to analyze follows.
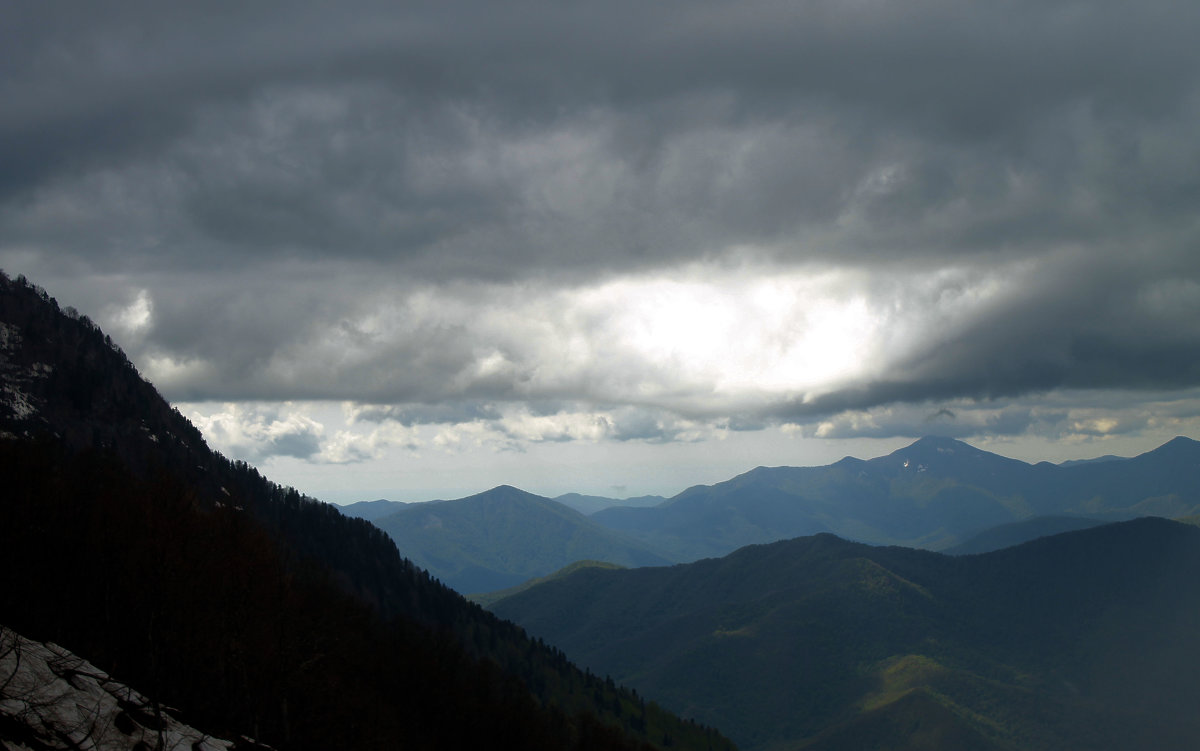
[4,1,1200,503]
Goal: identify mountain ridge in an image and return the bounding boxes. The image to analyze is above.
[360,433,1200,599]
[555,492,667,515]
[337,497,408,521]
[492,517,1200,751]
[589,434,1200,559]
[373,484,672,593]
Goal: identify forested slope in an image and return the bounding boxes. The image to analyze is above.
[0,271,733,751]
[493,520,1200,751]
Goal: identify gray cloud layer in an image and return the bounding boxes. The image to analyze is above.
[4,0,1200,445]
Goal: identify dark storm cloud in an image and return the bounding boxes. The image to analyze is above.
[801,404,1045,441]
[796,387,1200,444]
[8,0,1199,271]
[4,0,1200,442]
[762,246,1200,427]
[604,407,691,444]
[927,254,1200,389]
[264,430,323,462]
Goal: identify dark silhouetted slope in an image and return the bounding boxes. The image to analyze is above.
[0,271,733,751]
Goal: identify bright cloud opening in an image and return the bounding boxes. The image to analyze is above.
[587,271,882,398]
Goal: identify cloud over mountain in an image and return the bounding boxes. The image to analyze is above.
[4,0,1200,468]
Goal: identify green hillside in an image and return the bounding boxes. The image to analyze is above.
[471,559,627,608]
[493,519,1200,750]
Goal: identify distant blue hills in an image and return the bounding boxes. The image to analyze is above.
[343,435,1200,593]
[590,435,1200,560]
[356,485,671,594]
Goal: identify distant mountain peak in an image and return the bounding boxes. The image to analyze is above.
[375,483,671,593]
[1058,454,1127,467]
[884,436,986,466]
[428,484,547,506]
[1142,435,1200,462]
[914,434,962,443]
[909,435,976,450]
[473,484,545,502]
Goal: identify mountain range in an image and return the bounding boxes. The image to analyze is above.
[338,492,665,522]
[589,434,1200,560]
[351,434,1200,594]
[0,271,731,751]
[553,493,668,515]
[369,485,671,594]
[492,517,1200,751]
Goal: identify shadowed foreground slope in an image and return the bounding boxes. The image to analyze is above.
[0,271,733,751]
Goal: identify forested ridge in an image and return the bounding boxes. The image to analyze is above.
[0,271,733,751]
[493,521,1200,750]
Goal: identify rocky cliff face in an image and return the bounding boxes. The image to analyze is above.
[0,626,264,751]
